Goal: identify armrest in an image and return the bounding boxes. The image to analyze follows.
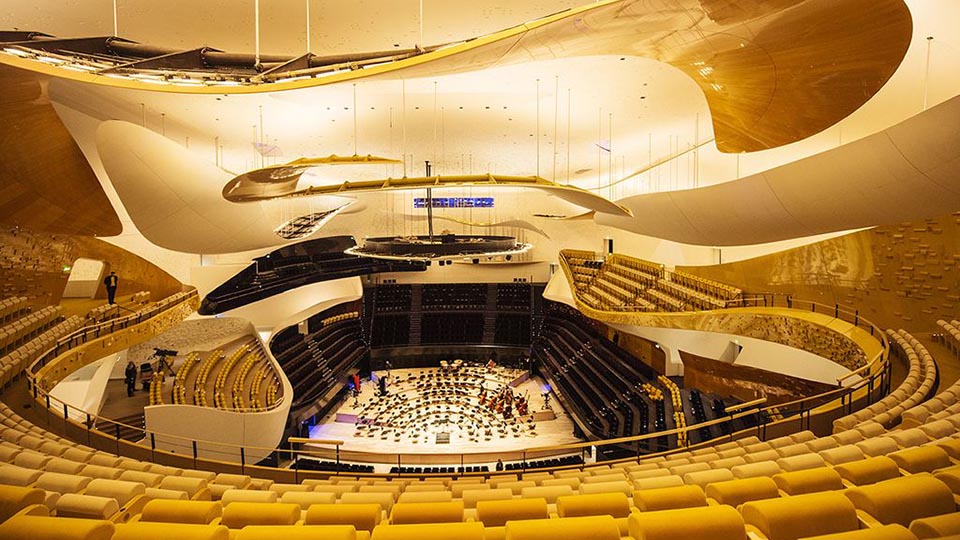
[855,509,885,528]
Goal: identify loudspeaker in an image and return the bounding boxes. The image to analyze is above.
[604,237,614,255]
[472,259,479,264]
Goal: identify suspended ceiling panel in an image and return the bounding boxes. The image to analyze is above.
[596,95,960,246]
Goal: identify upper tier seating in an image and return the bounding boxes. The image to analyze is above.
[561,251,742,313]
[833,330,937,432]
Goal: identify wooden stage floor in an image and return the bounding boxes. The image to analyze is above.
[308,367,581,462]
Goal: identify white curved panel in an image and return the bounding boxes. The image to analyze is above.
[95,120,352,254]
[598,96,960,246]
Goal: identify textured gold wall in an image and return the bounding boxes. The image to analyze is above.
[0,229,183,307]
[679,212,960,331]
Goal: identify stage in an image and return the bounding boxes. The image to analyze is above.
[307,364,580,463]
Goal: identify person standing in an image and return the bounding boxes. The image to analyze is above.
[124,360,137,397]
[103,271,119,305]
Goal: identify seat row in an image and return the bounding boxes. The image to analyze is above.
[935,320,960,357]
[0,297,27,323]
[0,305,62,353]
[0,314,83,389]
[834,329,937,432]
[85,304,119,323]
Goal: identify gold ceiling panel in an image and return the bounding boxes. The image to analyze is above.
[0,65,121,236]
[0,0,912,153]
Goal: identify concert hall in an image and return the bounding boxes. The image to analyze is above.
[0,1,958,538]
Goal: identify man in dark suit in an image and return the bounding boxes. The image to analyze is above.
[103,271,119,304]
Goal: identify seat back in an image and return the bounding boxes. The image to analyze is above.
[0,485,44,522]
[235,525,357,540]
[389,500,463,524]
[0,515,114,540]
[844,475,955,527]
[503,515,620,540]
[520,485,574,504]
[740,491,858,540]
[396,490,452,504]
[633,485,707,512]
[704,477,779,508]
[461,487,512,508]
[476,497,548,527]
[112,522,229,540]
[279,490,336,509]
[772,468,843,496]
[220,502,301,528]
[368,521,485,540]
[140,499,222,524]
[628,505,746,540]
[305,502,381,532]
[557,492,630,519]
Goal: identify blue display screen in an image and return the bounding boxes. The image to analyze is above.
[413,197,494,208]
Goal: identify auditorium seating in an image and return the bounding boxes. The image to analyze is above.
[4,351,960,540]
[532,303,735,449]
[560,250,742,313]
[936,320,960,358]
[3,282,960,540]
[834,329,937,432]
[269,310,366,420]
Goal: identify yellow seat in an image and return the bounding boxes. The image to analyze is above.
[799,524,918,539]
[341,491,396,514]
[235,525,358,540]
[844,475,955,527]
[909,512,960,539]
[740,491,858,540]
[633,485,707,512]
[112,522,230,540]
[934,467,960,495]
[313,485,359,498]
[359,484,403,500]
[772,467,844,496]
[396,490,452,504]
[557,492,630,519]
[505,515,620,540]
[54,493,120,520]
[628,505,746,540]
[0,515,114,540]
[520,485,574,504]
[220,501,301,528]
[370,521,485,540]
[84,479,145,507]
[557,491,631,536]
[389,500,463,524]
[705,477,779,507]
[888,446,952,474]
[279,490,336,509]
[476,497,549,527]
[461,487,513,508]
[220,488,278,505]
[833,456,901,486]
[139,499,222,524]
[0,485,45,522]
[305,502,381,532]
[451,483,490,498]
